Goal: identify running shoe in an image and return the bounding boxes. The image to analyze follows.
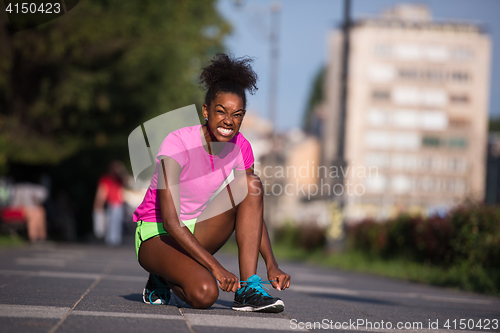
[143,273,171,305]
[232,274,285,312]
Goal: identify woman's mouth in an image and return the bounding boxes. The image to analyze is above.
[217,127,234,137]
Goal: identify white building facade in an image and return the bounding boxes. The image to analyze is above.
[323,4,491,222]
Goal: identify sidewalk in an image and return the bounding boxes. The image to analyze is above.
[0,243,499,333]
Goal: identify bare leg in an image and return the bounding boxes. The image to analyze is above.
[24,206,47,242]
[195,172,264,281]
[138,173,264,308]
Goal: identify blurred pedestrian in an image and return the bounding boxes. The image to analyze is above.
[10,183,48,242]
[94,161,126,246]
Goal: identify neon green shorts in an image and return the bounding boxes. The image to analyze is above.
[135,219,197,261]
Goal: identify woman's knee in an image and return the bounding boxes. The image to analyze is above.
[187,278,219,309]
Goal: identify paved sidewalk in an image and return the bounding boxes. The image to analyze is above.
[0,243,499,333]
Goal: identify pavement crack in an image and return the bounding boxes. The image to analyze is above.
[48,275,102,333]
[47,263,114,333]
[179,308,196,333]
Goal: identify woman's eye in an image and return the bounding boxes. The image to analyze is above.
[217,110,224,114]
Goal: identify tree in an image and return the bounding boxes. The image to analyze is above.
[302,66,325,135]
[489,116,500,132]
[0,0,231,172]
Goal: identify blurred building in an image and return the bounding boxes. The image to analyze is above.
[323,4,491,222]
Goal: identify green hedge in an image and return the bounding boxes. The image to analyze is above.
[347,202,500,294]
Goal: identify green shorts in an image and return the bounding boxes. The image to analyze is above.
[135,219,197,261]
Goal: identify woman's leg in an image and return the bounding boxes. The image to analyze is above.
[105,205,124,246]
[194,172,264,281]
[138,172,264,308]
[139,235,219,309]
[24,205,47,242]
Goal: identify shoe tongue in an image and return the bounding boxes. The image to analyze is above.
[246,275,261,285]
[245,275,271,297]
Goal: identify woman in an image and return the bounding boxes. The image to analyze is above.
[133,53,290,312]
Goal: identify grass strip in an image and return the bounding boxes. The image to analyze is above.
[0,235,26,247]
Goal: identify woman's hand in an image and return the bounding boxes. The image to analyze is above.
[212,265,240,293]
[267,265,291,291]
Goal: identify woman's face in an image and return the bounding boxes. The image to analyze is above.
[202,92,245,143]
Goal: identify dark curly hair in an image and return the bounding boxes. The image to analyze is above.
[200,53,258,110]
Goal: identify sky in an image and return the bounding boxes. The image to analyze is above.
[217,0,500,132]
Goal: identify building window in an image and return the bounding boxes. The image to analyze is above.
[421,177,436,192]
[450,94,469,104]
[374,44,392,57]
[372,90,391,101]
[366,131,391,149]
[452,49,473,61]
[365,175,387,192]
[365,131,420,150]
[421,111,448,131]
[425,46,449,62]
[395,44,421,61]
[394,133,420,150]
[422,89,447,107]
[367,108,389,126]
[399,69,418,79]
[425,70,444,81]
[365,153,391,168]
[451,71,470,82]
[392,110,418,128]
[448,138,467,148]
[447,158,467,173]
[421,157,433,170]
[392,88,447,106]
[391,175,412,193]
[393,87,419,105]
[449,117,470,128]
[422,136,441,147]
[369,65,396,82]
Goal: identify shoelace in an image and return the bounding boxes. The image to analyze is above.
[238,279,275,297]
[149,287,169,305]
[149,275,171,305]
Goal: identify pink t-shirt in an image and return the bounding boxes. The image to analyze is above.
[133,125,254,222]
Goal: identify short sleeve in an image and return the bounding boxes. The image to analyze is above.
[235,135,255,171]
[156,132,188,168]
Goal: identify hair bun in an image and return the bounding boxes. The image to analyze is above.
[200,53,258,95]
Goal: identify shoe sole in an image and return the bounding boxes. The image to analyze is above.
[232,299,285,313]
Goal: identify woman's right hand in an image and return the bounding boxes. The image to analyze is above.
[212,265,240,293]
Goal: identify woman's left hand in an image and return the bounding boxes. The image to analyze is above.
[267,265,291,291]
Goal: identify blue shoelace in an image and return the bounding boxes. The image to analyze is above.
[149,287,170,305]
[238,278,275,297]
[149,275,171,305]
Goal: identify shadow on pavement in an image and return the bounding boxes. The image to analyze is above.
[121,293,143,303]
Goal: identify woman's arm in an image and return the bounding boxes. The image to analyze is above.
[259,219,291,291]
[158,157,240,293]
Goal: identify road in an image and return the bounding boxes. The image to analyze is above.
[0,242,499,333]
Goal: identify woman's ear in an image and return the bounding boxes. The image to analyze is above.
[202,104,209,119]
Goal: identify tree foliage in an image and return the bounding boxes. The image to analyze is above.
[488,117,500,132]
[302,66,325,135]
[0,0,231,172]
